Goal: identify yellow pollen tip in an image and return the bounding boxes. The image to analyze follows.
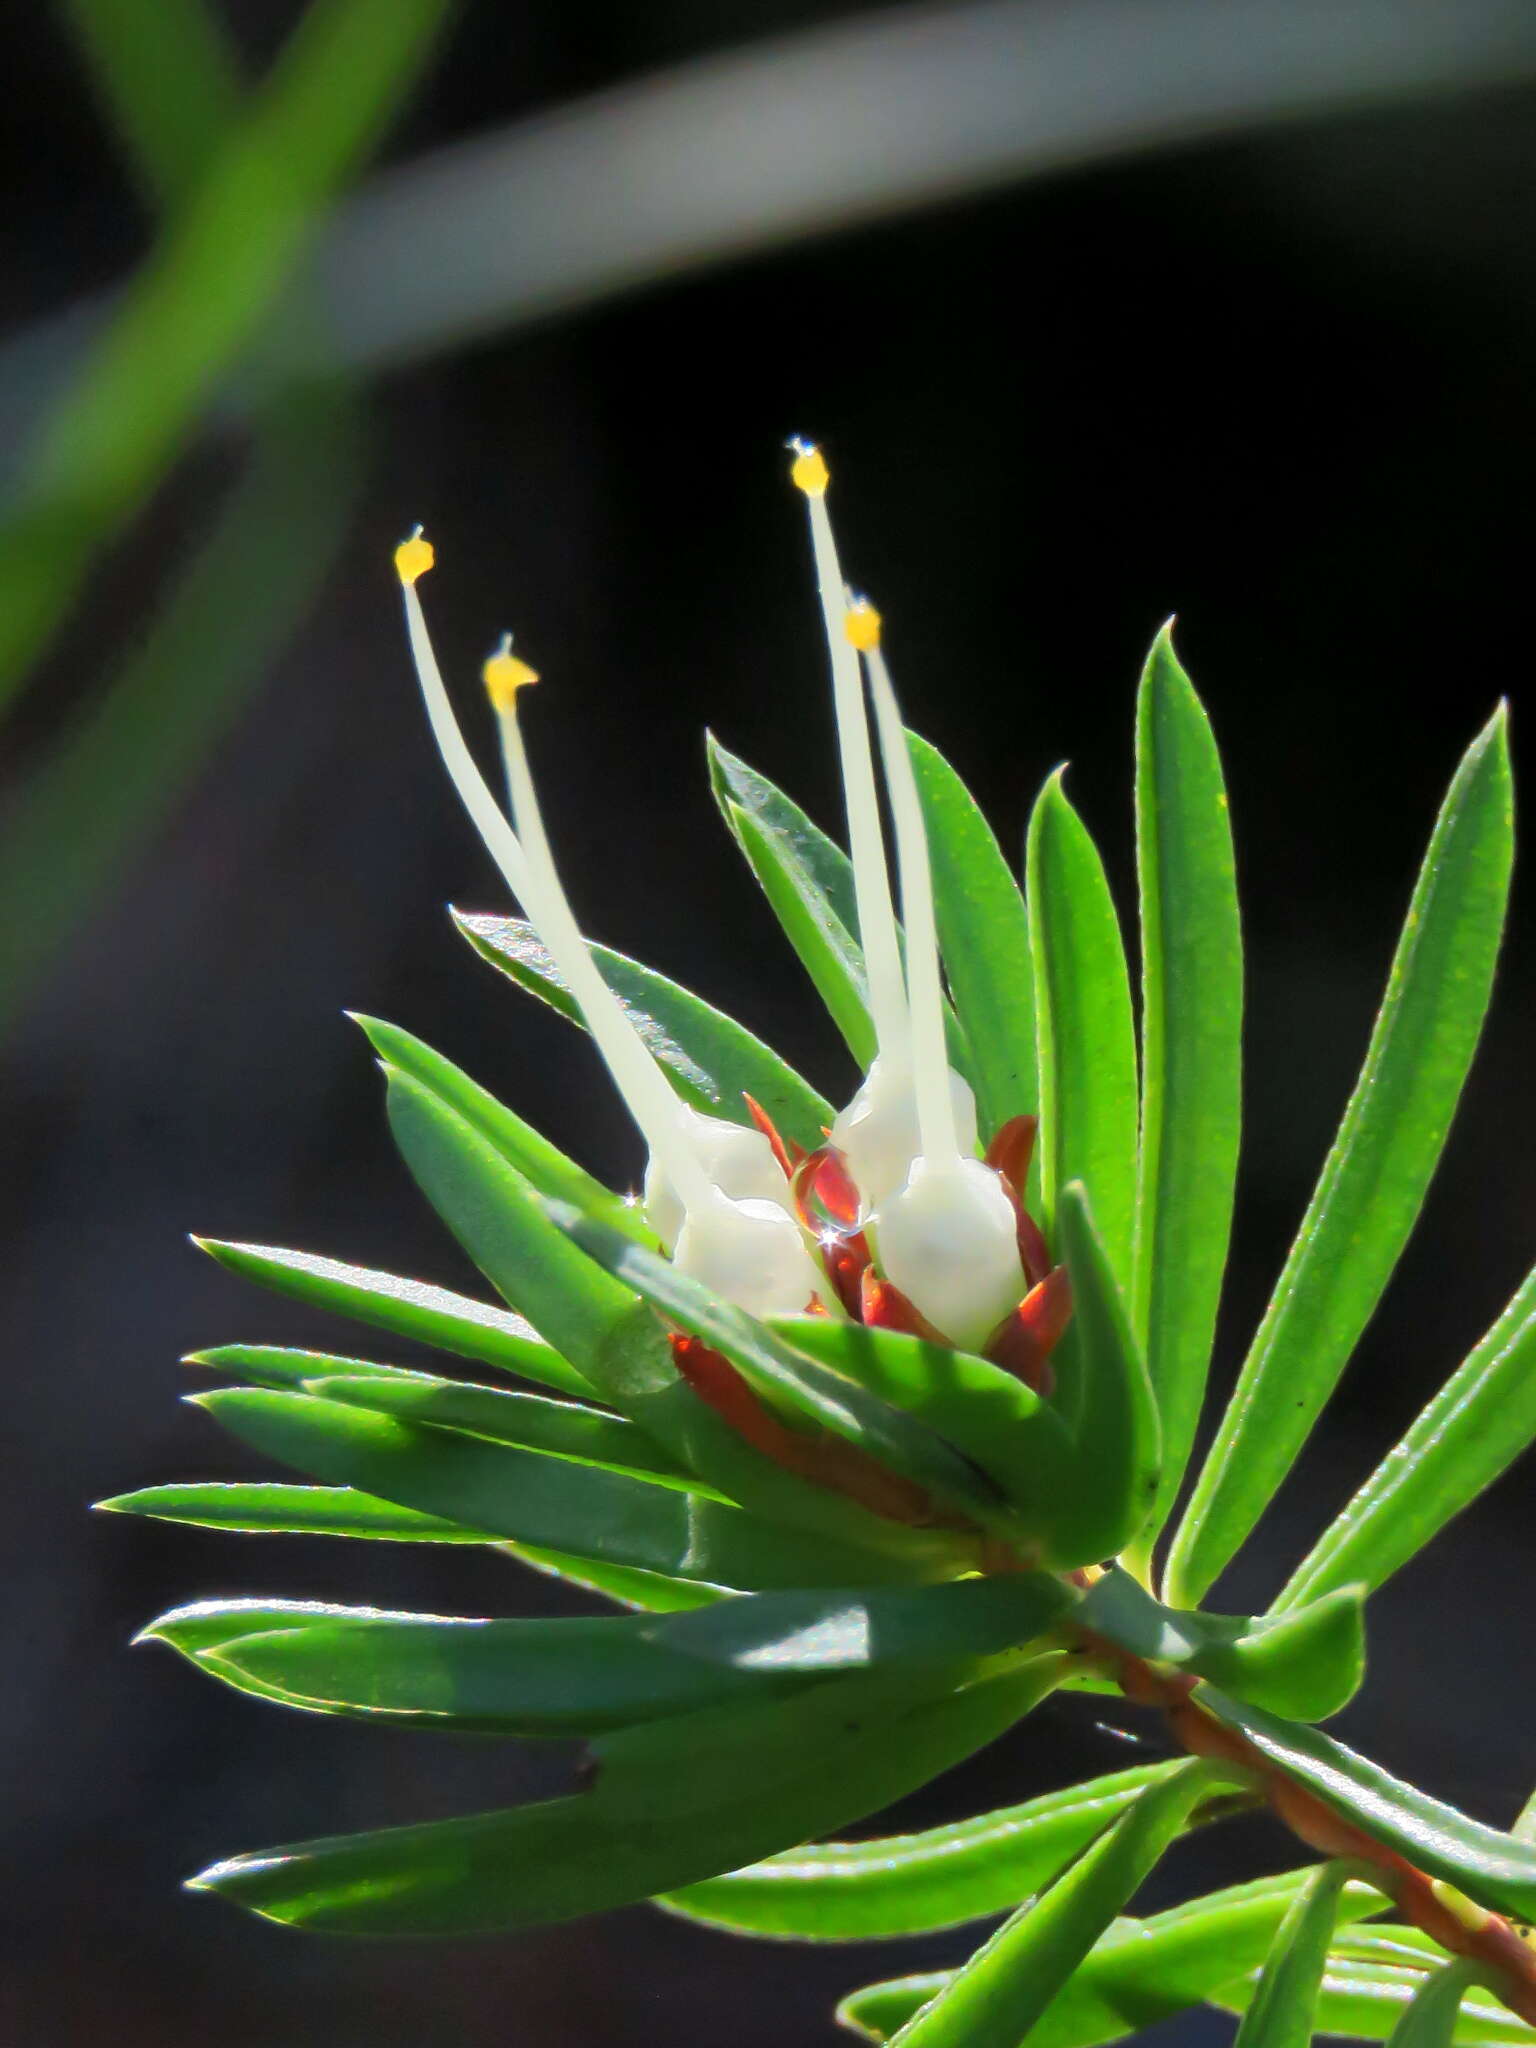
[790,443,830,497]
[1430,1880,1492,1934]
[483,634,539,711]
[394,526,434,586]
[844,598,882,651]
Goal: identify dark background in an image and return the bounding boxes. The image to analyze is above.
[5,4,1536,2044]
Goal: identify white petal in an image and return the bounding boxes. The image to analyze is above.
[673,1188,826,1320]
[831,1054,978,1213]
[644,1107,790,1249]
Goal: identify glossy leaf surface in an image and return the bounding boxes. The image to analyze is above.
[1199,1685,1536,1920]
[194,1237,583,1393]
[1169,709,1514,1605]
[662,1762,1182,1940]
[1026,768,1138,1283]
[1131,626,1242,1542]
[908,730,1037,1141]
[189,1655,1061,1934]
[1277,1259,1536,1610]
[97,1479,493,1540]
[193,1386,915,1588]
[1230,1861,1351,2048]
[456,909,832,1149]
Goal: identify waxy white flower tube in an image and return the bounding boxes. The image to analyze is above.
[395,534,824,1319]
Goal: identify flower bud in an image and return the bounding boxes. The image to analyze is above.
[871,1155,1024,1352]
[672,1184,827,1319]
[644,1106,791,1249]
[831,1055,978,1213]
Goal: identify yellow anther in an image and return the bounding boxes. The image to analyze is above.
[483,632,539,711]
[394,525,434,586]
[844,598,882,651]
[1430,1880,1492,1934]
[790,440,830,498]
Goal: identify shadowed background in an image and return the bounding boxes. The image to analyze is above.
[4,3,1536,2043]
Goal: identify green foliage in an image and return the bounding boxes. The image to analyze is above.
[116,624,1536,2048]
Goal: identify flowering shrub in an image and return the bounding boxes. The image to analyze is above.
[105,447,1536,2047]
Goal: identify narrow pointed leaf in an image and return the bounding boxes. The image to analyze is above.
[662,1762,1182,1940]
[1383,1964,1483,2048]
[194,1237,585,1394]
[909,730,1037,1143]
[152,1603,805,1733]
[1231,1861,1352,2048]
[192,1386,917,1589]
[709,738,974,1083]
[1169,709,1514,1605]
[1277,1261,1536,1611]
[838,1871,1386,2045]
[97,1479,493,1540]
[549,1203,1018,1539]
[881,1759,1239,2047]
[1219,1956,1527,2048]
[1131,626,1242,1542]
[1054,1184,1161,1562]
[384,1067,631,1380]
[302,1370,704,1491]
[351,1014,652,1242]
[1026,769,1139,1284]
[456,908,832,1149]
[723,792,877,1066]
[652,1575,1073,1674]
[188,1343,408,1391]
[1198,1684,1536,1921]
[497,1538,726,1613]
[188,1654,1062,1934]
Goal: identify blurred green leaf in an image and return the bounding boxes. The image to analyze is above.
[457,909,833,1150]
[662,1761,1184,1941]
[1129,624,1242,1550]
[1219,1953,1527,2048]
[196,1237,587,1394]
[1168,708,1513,1606]
[874,1760,1237,2047]
[908,729,1037,1144]
[64,0,241,207]
[188,1654,1061,1934]
[97,1479,493,1540]
[1026,769,1138,1283]
[1276,1259,1536,1611]
[1382,1964,1485,2048]
[0,0,448,706]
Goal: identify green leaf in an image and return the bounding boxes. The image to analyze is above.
[383,1068,631,1381]
[147,1601,804,1734]
[1198,1684,1536,1921]
[194,1239,584,1395]
[96,1480,493,1541]
[1382,1964,1485,2048]
[547,1205,1017,1540]
[837,1870,1387,2046]
[871,1759,1239,2047]
[1078,1567,1365,1722]
[191,1386,917,1590]
[1231,1862,1353,2048]
[1026,768,1139,1285]
[662,1761,1183,1940]
[908,730,1037,1142]
[1224,1961,1527,2048]
[455,909,832,1151]
[496,1539,726,1613]
[714,772,875,1064]
[1053,1185,1161,1563]
[1167,709,1514,1606]
[765,1315,1085,1558]
[1130,626,1243,1547]
[302,1370,706,1493]
[651,1575,1074,1674]
[1276,1261,1536,1611]
[350,1014,652,1242]
[187,1654,1062,1934]
[188,1343,406,1391]
[707,738,975,1086]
